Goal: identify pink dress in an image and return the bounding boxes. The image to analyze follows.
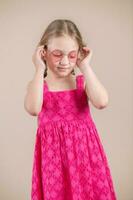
[31,74,117,200]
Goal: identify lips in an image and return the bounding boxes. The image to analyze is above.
[58,67,70,69]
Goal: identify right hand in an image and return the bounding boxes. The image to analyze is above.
[32,45,47,71]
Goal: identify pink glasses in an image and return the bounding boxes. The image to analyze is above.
[48,49,79,63]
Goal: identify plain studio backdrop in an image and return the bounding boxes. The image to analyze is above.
[0,0,132,199]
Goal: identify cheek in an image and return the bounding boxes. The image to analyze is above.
[70,58,78,66]
[50,54,62,64]
[70,55,78,63]
[50,55,59,63]
[47,56,58,68]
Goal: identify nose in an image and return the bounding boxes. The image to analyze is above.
[60,55,69,66]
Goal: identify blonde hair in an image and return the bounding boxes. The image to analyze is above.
[37,19,86,78]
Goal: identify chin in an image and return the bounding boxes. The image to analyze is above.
[57,71,72,78]
[56,67,71,73]
[59,72,71,77]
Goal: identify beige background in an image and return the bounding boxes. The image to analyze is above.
[0,0,133,199]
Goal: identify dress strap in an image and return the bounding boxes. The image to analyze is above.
[43,75,84,92]
[76,74,84,90]
[44,80,49,92]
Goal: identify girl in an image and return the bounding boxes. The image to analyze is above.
[24,19,117,200]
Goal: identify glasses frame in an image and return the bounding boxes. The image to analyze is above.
[46,48,80,63]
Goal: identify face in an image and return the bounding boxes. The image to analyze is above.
[44,35,79,78]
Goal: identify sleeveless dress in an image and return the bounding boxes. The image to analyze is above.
[31,74,117,200]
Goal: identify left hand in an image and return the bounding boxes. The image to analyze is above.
[76,46,93,69]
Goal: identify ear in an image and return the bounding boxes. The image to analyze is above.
[77,50,82,59]
[41,49,47,61]
[78,48,84,60]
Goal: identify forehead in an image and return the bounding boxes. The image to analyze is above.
[47,35,79,52]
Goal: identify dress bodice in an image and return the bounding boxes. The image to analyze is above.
[37,75,91,127]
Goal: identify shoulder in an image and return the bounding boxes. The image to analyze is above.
[77,74,89,100]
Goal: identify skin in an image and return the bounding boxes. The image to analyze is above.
[42,35,109,109]
[43,35,80,81]
[26,35,109,116]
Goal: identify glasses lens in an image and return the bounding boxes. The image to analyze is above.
[68,51,78,61]
[50,49,78,63]
[51,50,63,61]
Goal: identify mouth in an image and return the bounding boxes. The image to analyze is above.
[57,67,70,70]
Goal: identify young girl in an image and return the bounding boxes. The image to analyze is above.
[24,19,117,200]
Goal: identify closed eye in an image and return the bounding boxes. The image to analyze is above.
[53,54,62,57]
[52,50,62,57]
[69,55,77,58]
[69,51,77,59]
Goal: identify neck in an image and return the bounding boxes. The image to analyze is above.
[46,68,72,82]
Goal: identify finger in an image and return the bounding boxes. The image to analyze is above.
[35,45,44,51]
[37,45,44,47]
[37,47,44,51]
[38,48,46,55]
[39,45,45,48]
[82,47,90,52]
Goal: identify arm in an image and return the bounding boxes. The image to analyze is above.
[24,68,45,116]
[77,47,109,109]
[81,65,109,109]
[24,45,47,116]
